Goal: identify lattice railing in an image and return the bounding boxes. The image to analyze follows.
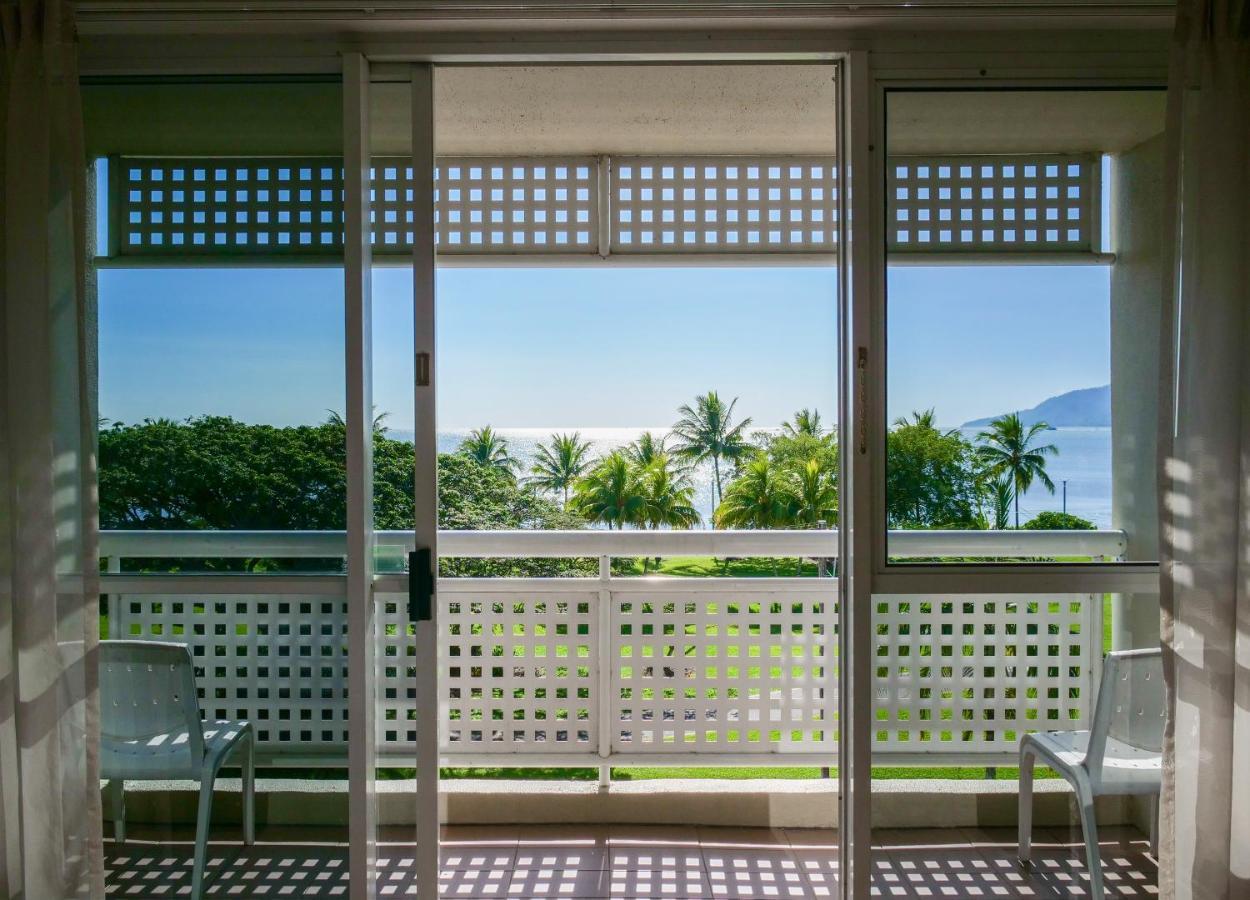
[872,594,1092,754]
[102,529,1116,765]
[109,152,1099,260]
[887,155,1097,252]
[610,584,835,753]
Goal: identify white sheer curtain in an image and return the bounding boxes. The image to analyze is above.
[0,1,103,897]
[1158,1,1250,898]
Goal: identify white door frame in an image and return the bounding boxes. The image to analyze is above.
[409,61,442,898]
[345,58,442,900]
[838,49,876,900]
[344,51,379,900]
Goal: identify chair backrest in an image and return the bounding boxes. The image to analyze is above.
[99,641,204,761]
[1086,647,1165,775]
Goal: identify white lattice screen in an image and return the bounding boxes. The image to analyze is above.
[441,590,598,752]
[887,155,1097,252]
[436,158,597,252]
[111,585,1095,762]
[117,159,344,256]
[116,595,350,750]
[113,152,1101,261]
[609,157,839,253]
[368,157,599,253]
[871,594,1095,754]
[378,594,418,749]
[610,587,837,753]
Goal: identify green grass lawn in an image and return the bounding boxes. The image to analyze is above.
[617,556,823,577]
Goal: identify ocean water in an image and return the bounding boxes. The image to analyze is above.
[958,426,1111,528]
[423,425,1113,529]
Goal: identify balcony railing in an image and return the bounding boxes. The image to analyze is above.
[99,528,1124,769]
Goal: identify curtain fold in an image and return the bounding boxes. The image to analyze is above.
[1158,1,1250,899]
[0,1,103,897]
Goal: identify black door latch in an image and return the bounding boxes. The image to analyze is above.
[408,547,434,622]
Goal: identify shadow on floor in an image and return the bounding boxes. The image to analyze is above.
[104,824,1156,898]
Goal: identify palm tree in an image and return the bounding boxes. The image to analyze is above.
[976,413,1059,527]
[791,457,838,529]
[895,408,938,431]
[325,407,391,432]
[639,454,701,530]
[714,455,797,529]
[459,425,519,477]
[637,453,701,571]
[782,408,823,438]
[572,452,646,530]
[623,431,667,467]
[528,432,594,507]
[989,475,1015,530]
[670,391,754,513]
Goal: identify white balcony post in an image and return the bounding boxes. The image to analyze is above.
[597,553,612,787]
[106,555,119,639]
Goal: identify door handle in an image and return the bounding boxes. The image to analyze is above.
[408,547,434,622]
[856,346,868,456]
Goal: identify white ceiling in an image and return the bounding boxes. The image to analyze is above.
[372,64,839,156]
[369,67,1165,157]
[887,90,1166,154]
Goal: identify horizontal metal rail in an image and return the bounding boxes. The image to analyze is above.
[100,527,1126,560]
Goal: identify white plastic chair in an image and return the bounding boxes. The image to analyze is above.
[100,640,255,900]
[1018,647,1164,899]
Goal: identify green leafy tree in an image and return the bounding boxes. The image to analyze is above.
[1024,511,1095,530]
[572,452,646,530]
[714,455,797,529]
[763,431,839,483]
[638,453,701,530]
[623,431,667,467]
[98,416,591,576]
[718,409,839,530]
[886,410,981,528]
[635,453,701,572]
[790,457,838,529]
[528,432,594,508]
[782,408,823,438]
[325,407,391,432]
[670,391,754,513]
[458,425,519,478]
[976,413,1059,528]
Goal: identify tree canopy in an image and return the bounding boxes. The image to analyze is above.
[885,411,982,528]
[100,416,590,575]
[1023,511,1095,530]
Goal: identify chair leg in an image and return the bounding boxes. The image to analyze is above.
[242,734,256,845]
[1149,793,1159,858]
[1077,784,1104,900]
[109,778,126,845]
[191,773,216,900]
[1018,748,1035,863]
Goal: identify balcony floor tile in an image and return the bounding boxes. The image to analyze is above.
[104,824,1157,899]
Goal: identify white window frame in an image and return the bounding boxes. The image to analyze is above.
[863,72,1165,597]
[81,24,1172,900]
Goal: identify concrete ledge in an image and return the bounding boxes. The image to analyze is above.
[104,777,1139,830]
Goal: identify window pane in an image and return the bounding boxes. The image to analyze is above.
[884,88,1166,564]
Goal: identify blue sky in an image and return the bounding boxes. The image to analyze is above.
[98,263,1109,431]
